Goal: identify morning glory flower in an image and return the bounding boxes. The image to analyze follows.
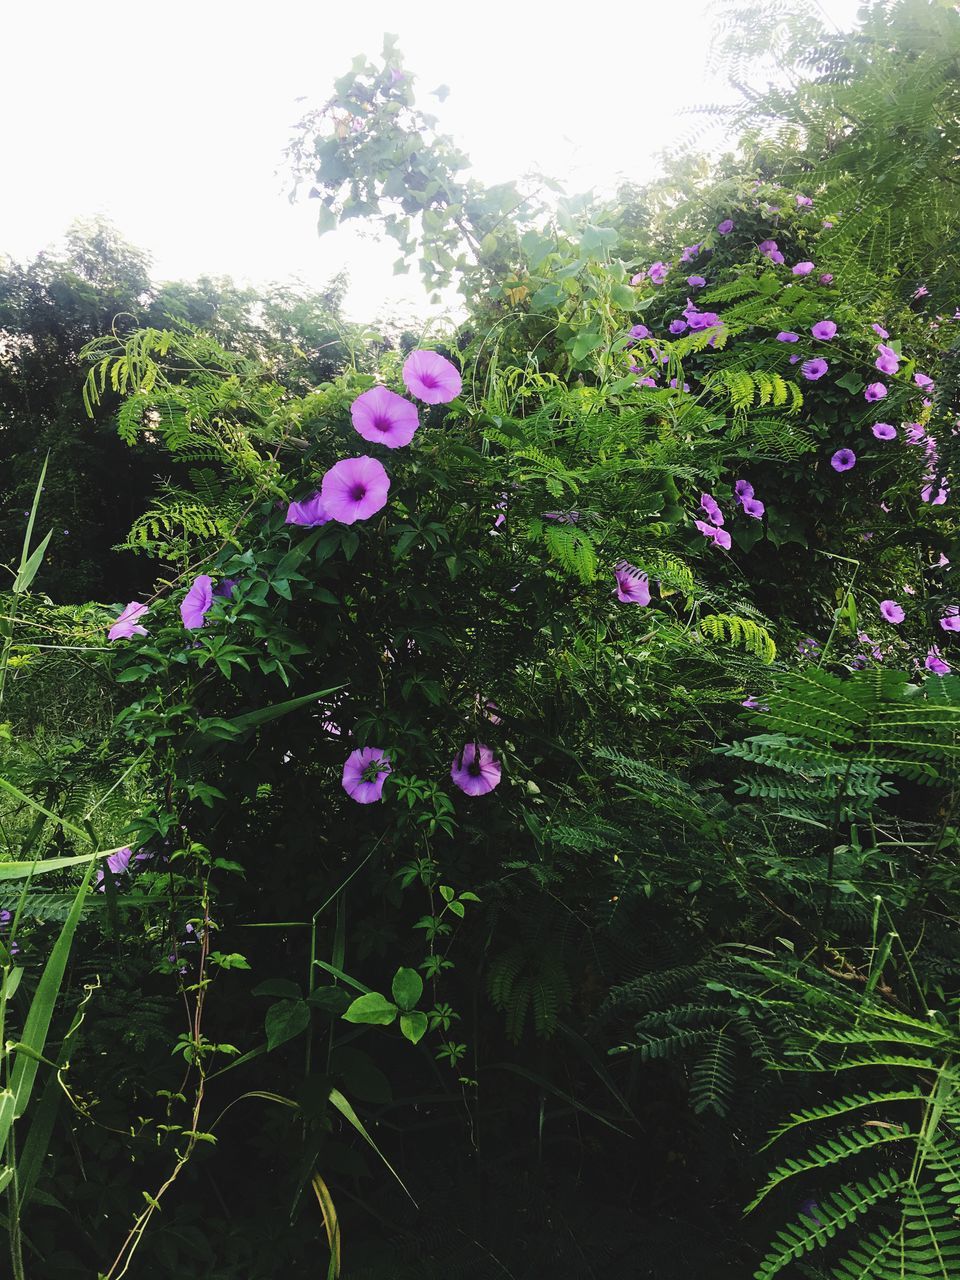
[913,285,929,299]
[108,602,149,641]
[872,423,897,440]
[717,220,734,235]
[940,608,960,632]
[879,600,904,624]
[647,261,669,284]
[700,494,724,526]
[734,480,754,499]
[679,243,702,262]
[768,249,785,264]
[776,332,799,342]
[796,194,813,207]
[687,275,706,287]
[819,274,834,284]
[914,372,935,392]
[926,647,951,675]
[402,350,462,404]
[741,496,765,519]
[742,696,770,711]
[694,519,732,550]
[320,456,390,524]
[864,382,887,402]
[685,308,720,331]
[342,747,391,804]
[628,324,650,341]
[669,319,688,334]
[802,358,829,380]
[450,743,501,797]
[350,386,419,448]
[758,240,778,255]
[181,576,214,630]
[872,323,889,338]
[792,261,815,275]
[811,320,837,340]
[921,484,948,505]
[669,378,691,392]
[831,448,856,472]
[285,494,330,526]
[614,562,651,605]
[629,274,645,286]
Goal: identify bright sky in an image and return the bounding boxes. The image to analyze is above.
[1,0,863,322]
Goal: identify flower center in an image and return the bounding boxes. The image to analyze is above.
[421,373,438,388]
[372,416,391,432]
[350,484,367,502]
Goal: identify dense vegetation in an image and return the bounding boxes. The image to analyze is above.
[1,2,959,1276]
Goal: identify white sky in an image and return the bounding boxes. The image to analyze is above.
[1,0,863,323]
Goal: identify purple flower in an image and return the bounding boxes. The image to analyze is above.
[342,747,391,804]
[687,275,706,287]
[819,273,834,284]
[544,510,580,524]
[679,243,702,263]
[913,285,929,299]
[734,479,754,499]
[213,578,238,599]
[451,743,501,797]
[614,562,651,605]
[875,355,899,375]
[792,261,815,275]
[637,376,657,388]
[802,358,829,381]
[758,239,778,256]
[181,575,214,631]
[796,194,813,207]
[685,308,720,331]
[872,423,897,440]
[628,324,650,340]
[647,261,669,284]
[700,493,724,527]
[811,320,837,340]
[872,323,889,339]
[914,372,935,392]
[742,695,769,711]
[776,331,799,343]
[788,354,800,364]
[926,647,951,675]
[831,448,856,472]
[320,456,390,524]
[286,493,330,527]
[798,637,822,657]
[940,608,960,632]
[741,496,765,519]
[694,519,732,550]
[669,319,688,335]
[768,249,785,264]
[879,600,904,624]
[864,382,887,402]
[96,846,135,890]
[351,385,419,448]
[922,484,948,505]
[629,274,645,286]
[108,602,148,641]
[669,378,691,392]
[717,220,734,235]
[402,350,462,404]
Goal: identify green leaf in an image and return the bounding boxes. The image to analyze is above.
[391,967,423,1011]
[342,992,398,1026]
[400,1011,428,1044]
[572,331,604,361]
[265,999,311,1051]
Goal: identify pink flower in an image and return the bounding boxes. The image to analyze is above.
[741,497,765,519]
[819,274,833,284]
[402,350,462,404]
[872,323,889,338]
[811,320,837,340]
[694,519,732,550]
[758,240,779,255]
[320,456,390,524]
[108,602,148,641]
[792,261,815,275]
[630,273,645,285]
[614,562,651,605]
[451,743,501,797]
[286,494,331,526]
[180,575,214,630]
[342,747,391,804]
[872,423,897,440]
[628,324,650,340]
[796,194,813,207]
[802,358,829,381]
[864,382,887,402]
[926,647,951,675]
[879,600,904,624]
[647,261,670,284]
[350,386,419,447]
[914,372,935,392]
[939,608,960,632]
[687,275,706,287]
